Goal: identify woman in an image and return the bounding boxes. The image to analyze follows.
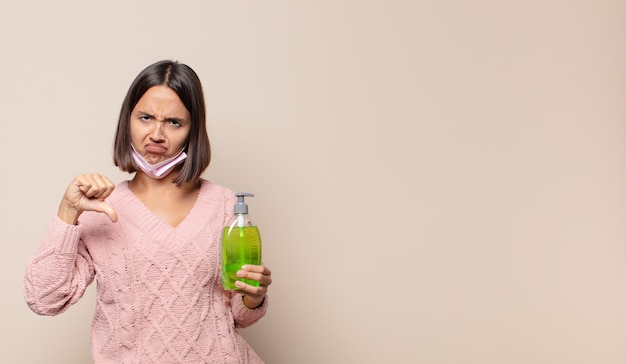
[23,60,271,363]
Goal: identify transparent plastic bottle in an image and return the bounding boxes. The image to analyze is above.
[221,193,262,290]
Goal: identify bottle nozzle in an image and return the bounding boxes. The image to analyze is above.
[234,192,254,214]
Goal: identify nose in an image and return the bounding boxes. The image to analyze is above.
[149,122,165,141]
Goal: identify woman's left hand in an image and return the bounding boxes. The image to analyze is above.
[235,264,272,309]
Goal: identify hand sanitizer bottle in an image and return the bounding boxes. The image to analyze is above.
[221,192,262,290]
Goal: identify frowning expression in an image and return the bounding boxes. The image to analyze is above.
[130,85,191,165]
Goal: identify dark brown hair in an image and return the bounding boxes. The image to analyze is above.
[113,60,210,185]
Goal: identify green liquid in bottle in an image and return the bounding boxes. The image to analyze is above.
[221,225,262,290]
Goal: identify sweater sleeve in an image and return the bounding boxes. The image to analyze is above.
[230,292,268,328]
[23,216,95,316]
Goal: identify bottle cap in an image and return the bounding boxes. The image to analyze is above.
[234,192,254,214]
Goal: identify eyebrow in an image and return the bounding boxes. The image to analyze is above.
[165,117,184,124]
[135,110,186,122]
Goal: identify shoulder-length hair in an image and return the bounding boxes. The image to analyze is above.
[113,60,210,185]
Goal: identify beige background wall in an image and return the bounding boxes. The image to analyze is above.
[1,1,625,363]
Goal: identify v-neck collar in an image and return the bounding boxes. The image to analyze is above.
[115,179,220,245]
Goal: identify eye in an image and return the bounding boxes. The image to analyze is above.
[168,119,183,127]
[139,114,152,122]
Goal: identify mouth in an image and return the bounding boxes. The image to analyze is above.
[144,144,167,154]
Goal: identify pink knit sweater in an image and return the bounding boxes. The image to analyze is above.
[24,180,267,363]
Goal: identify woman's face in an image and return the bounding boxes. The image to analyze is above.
[130,85,191,165]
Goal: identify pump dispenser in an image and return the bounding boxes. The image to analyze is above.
[221,192,262,290]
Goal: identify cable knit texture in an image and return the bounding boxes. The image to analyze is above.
[24,180,267,363]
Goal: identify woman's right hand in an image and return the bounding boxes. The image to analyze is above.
[58,173,118,224]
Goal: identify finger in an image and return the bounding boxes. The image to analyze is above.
[235,280,268,295]
[237,269,272,287]
[241,264,271,276]
[77,179,100,198]
[75,178,93,196]
[96,201,118,223]
[90,174,116,199]
[241,265,272,285]
[78,174,114,199]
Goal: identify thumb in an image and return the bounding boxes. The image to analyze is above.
[95,201,118,223]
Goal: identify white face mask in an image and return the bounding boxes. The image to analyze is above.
[131,145,187,179]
